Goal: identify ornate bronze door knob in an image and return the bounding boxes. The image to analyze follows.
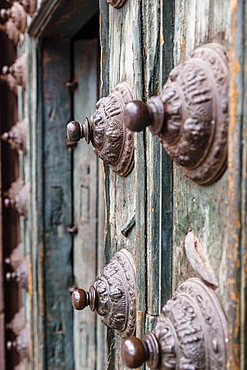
[2,19,20,44]
[6,258,29,290]
[7,326,30,359]
[5,243,23,270]
[1,54,27,90]
[121,278,227,369]
[6,0,37,16]
[107,0,127,8]
[1,119,27,153]
[0,2,27,33]
[72,249,136,338]
[67,82,134,177]
[124,43,229,185]
[4,178,29,219]
[6,307,25,335]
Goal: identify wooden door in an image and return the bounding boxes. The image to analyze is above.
[100,1,246,369]
[72,36,107,370]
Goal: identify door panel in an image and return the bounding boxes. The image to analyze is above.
[73,38,106,370]
[172,1,230,304]
[42,39,74,370]
[100,1,245,369]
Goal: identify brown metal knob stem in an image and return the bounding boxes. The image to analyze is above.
[72,286,96,311]
[67,119,91,144]
[121,337,149,368]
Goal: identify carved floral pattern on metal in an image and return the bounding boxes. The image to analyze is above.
[107,0,127,8]
[122,278,227,369]
[72,249,136,338]
[1,119,27,153]
[67,82,134,177]
[124,43,229,185]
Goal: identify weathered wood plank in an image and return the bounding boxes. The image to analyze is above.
[227,1,246,368]
[42,38,73,370]
[73,38,99,370]
[172,1,230,305]
[103,2,145,369]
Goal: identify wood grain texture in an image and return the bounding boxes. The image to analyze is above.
[172,0,230,304]
[73,38,106,370]
[227,1,246,368]
[42,38,73,370]
[103,1,145,368]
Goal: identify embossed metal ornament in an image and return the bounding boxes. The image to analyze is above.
[72,249,136,338]
[2,54,27,90]
[121,278,227,369]
[7,326,30,359]
[6,257,29,290]
[7,0,37,16]
[0,2,27,33]
[4,178,29,219]
[124,43,229,185]
[1,19,20,44]
[67,82,134,177]
[1,119,27,153]
[5,243,23,270]
[107,0,127,8]
[6,307,25,335]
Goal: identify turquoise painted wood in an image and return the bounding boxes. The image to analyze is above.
[41,38,74,370]
[73,38,107,370]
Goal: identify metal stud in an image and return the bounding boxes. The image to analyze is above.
[67,82,135,177]
[124,43,229,185]
[1,119,27,153]
[121,278,227,369]
[72,249,136,338]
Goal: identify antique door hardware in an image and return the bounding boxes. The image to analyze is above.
[4,178,29,219]
[124,43,229,185]
[1,118,27,153]
[0,2,27,33]
[7,325,30,359]
[121,278,227,369]
[1,19,20,44]
[6,307,25,335]
[107,0,127,8]
[67,81,134,177]
[1,53,27,90]
[72,249,136,338]
[5,243,23,270]
[6,0,37,16]
[6,257,29,290]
